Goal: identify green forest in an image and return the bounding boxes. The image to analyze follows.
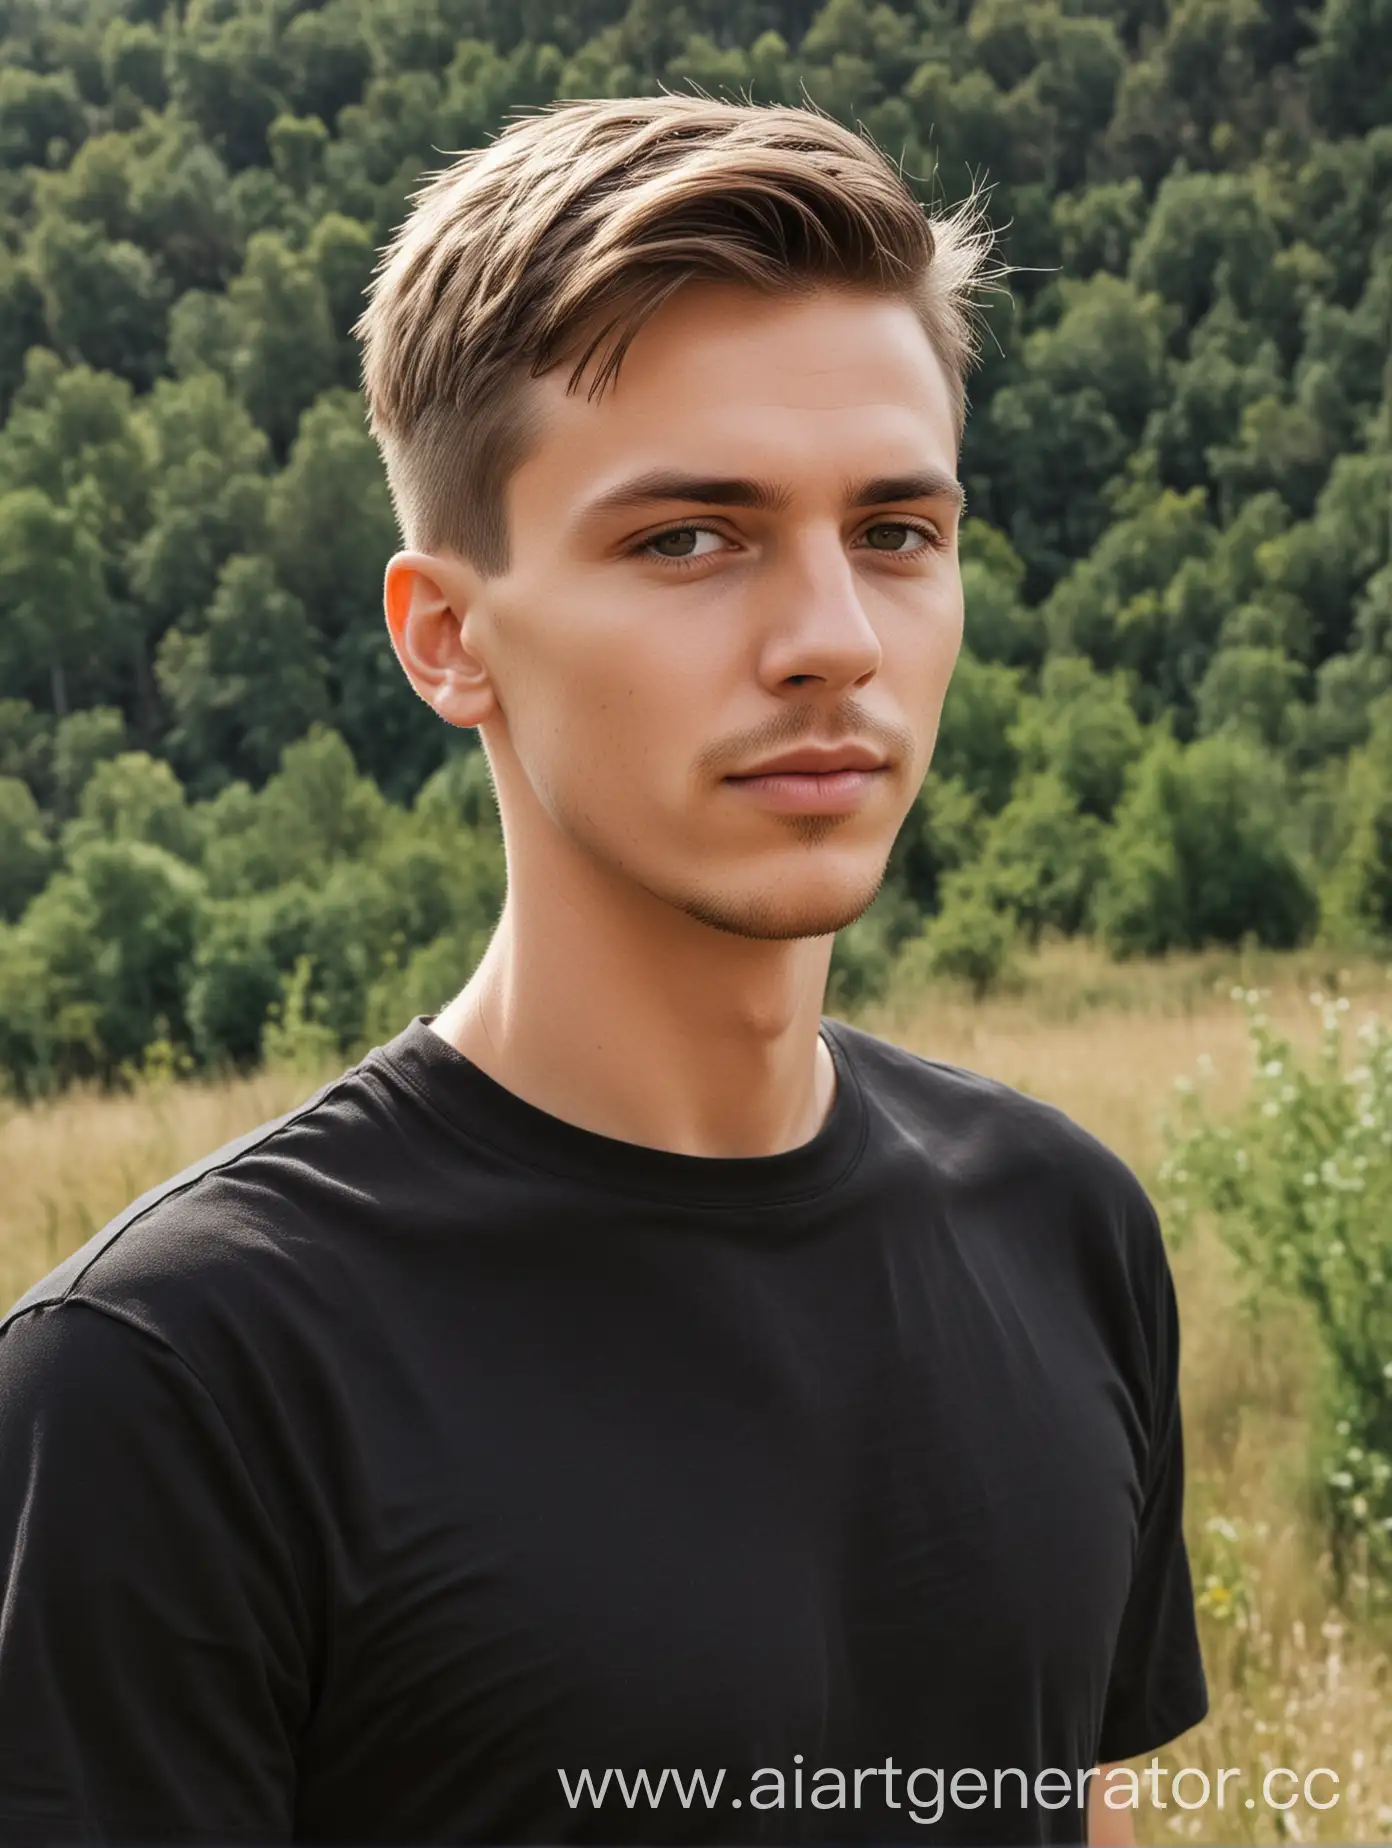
[0,0,1389,1098]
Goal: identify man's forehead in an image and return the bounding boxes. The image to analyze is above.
[511,286,961,516]
[541,284,955,418]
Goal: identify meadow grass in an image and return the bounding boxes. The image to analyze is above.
[3,935,1391,1842]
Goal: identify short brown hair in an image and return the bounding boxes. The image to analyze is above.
[354,96,1001,575]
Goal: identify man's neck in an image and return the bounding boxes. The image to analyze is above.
[428,900,839,1161]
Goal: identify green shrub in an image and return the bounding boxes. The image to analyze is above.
[1009,654,1145,821]
[959,770,1108,945]
[893,889,1022,1000]
[1159,984,1392,1590]
[1094,730,1318,955]
[359,923,496,1049]
[886,773,985,914]
[262,953,340,1077]
[0,775,53,921]
[826,883,922,1015]
[185,896,284,1069]
[15,840,205,1080]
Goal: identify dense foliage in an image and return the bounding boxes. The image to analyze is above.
[0,0,1389,1094]
[1161,986,1392,1587]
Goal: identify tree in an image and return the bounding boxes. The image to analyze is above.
[1302,0,1392,137]
[156,554,331,792]
[61,750,199,862]
[932,650,1027,814]
[1028,274,1172,441]
[126,370,274,641]
[225,232,340,456]
[98,19,169,117]
[50,707,126,815]
[279,1,375,127]
[886,773,986,914]
[1194,645,1305,750]
[198,725,392,899]
[1010,653,1145,819]
[1319,698,1392,947]
[0,354,155,565]
[166,5,288,174]
[1041,481,1220,717]
[16,838,206,1076]
[1128,170,1279,328]
[264,388,398,639]
[1094,730,1318,954]
[1053,179,1146,279]
[26,215,173,391]
[973,375,1129,591]
[0,777,53,922]
[0,67,85,170]
[185,894,287,1069]
[0,486,115,716]
[946,770,1108,945]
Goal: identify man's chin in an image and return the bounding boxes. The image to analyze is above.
[672,878,887,943]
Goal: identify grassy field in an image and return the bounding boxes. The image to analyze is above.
[3,936,1391,1842]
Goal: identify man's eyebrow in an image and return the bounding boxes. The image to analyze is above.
[576,472,794,523]
[574,465,967,529]
[848,469,966,510]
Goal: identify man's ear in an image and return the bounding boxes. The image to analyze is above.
[383,551,496,730]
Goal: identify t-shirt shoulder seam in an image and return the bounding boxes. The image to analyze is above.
[1,1294,318,1635]
[7,1058,372,1320]
[4,1292,210,1382]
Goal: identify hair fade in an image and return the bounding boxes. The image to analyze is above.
[354,95,1003,575]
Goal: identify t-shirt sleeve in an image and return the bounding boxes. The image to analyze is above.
[1096,1192,1209,1764]
[0,1298,310,1844]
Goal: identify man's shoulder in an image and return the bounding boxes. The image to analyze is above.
[831,1016,1162,1248]
[1,1056,378,1352]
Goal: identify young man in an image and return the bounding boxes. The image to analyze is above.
[0,99,1206,1844]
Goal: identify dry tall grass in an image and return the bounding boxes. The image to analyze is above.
[3,936,1391,1842]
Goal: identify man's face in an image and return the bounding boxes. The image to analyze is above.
[435,281,964,942]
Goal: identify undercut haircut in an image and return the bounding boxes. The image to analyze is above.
[353,95,1002,576]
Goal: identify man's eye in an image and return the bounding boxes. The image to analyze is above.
[641,527,724,559]
[859,522,935,554]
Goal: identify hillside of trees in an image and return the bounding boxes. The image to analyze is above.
[0,0,1389,1097]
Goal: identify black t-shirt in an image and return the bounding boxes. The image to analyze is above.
[0,1014,1207,1846]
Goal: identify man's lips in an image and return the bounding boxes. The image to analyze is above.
[729,746,890,777]
[723,766,890,813]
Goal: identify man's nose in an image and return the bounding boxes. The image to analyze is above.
[758,531,883,690]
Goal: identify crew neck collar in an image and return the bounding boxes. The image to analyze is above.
[372,1013,869,1211]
